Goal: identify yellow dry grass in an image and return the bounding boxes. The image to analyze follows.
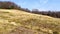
[0,9,60,34]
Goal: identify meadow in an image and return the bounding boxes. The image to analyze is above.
[0,9,60,34]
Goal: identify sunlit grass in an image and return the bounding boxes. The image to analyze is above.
[0,9,60,34]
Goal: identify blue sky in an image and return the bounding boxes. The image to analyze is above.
[0,0,60,11]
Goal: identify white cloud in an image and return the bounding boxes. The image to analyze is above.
[43,0,49,4]
[39,0,49,5]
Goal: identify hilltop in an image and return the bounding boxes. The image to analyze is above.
[0,9,60,34]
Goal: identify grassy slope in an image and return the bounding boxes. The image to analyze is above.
[0,9,60,34]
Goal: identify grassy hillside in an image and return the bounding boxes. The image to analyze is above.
[0,9,60,34]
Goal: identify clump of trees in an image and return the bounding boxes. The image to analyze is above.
[0,1,30,11]
[31,9,60,18]
[0,1,21,9]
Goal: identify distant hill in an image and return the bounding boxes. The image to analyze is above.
[0,9,60,34]
[0,1,60,19]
